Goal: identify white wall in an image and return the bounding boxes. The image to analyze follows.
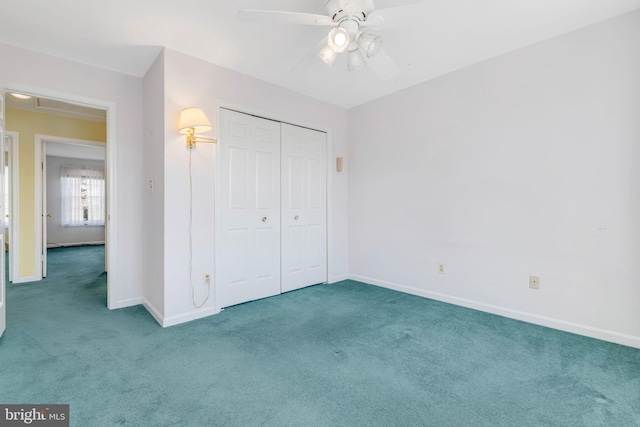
[348,10,640,348]
[141,51,166,321]
[0,42,146,307]
[160,48,349,325]
[46,155,105,246]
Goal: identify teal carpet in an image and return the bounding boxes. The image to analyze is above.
[1,246,639,426]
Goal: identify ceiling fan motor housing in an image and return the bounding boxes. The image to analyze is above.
[325,0,375,23]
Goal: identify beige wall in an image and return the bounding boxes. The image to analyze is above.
[6,108,106,279]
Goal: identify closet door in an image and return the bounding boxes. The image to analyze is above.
[281,123,327,293]
[218,109,281,308]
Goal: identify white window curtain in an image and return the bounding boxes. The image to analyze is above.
[60,166,105,226]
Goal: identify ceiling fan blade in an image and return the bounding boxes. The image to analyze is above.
[339,0,367,15]
[368,0,437,29]
[373,0,437,10]
[238,10,335,26]
[360,15,384,27]
[289,37,329,76]
[366,48,399,80]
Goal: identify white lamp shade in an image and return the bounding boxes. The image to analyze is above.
[358,32,383,58]
[318,45,337,67]
[178,107,212,134]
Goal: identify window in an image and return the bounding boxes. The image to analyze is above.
[60,166,105,226]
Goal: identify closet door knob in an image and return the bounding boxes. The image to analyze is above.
[261,217,267,222]
[294,215,299,221]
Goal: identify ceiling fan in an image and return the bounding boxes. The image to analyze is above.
[238,0,428,79]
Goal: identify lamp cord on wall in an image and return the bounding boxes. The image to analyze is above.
[189,147,210,308]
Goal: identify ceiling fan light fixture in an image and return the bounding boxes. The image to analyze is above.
[328,27,350,53]
[358,32,383,58]
[347,48,366,72]
[318,45,338,67]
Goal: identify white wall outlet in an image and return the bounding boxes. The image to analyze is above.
[438,263,445,274]
[204,274,211,285]
[529,275,540,290]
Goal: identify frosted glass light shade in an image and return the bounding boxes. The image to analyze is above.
[178,108,212,134]
[328,27,350,53]
[348,49,366,71]
[358,32,383,58]
[318,45,337,67]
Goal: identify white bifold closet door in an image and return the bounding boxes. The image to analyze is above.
[218,109,282,308]
[280,123,327,293]
[218,109,327,309]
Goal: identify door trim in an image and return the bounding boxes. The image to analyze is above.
[35,135,106,279]
[5,131,19,283]
[214,101,333,312]
[7,83,118,309]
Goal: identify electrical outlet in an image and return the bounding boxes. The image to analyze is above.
[438,263,445,274]
[529,275,540,290]
[204,274,211,285]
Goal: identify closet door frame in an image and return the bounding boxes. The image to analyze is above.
[214,102,333,312]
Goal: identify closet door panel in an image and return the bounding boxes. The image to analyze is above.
[218,109,281,308]
[255,151,274,209]
[286,225,304,275]
[307,224,324,270]
[228,147,249,210]
[281,123,327,293]
[286,154,304,209]
[228,228,250,285]
[255,228,274,279]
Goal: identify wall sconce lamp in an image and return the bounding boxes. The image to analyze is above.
[178,107,217,148]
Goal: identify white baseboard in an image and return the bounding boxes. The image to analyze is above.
[9,275,40,284]
[162,306,220,328]
[47,241,105,248]
[110,297,143,310]
[142,299,164,326]
[350,274,640,349]
[141,299,220,328]
[328,274,349,284]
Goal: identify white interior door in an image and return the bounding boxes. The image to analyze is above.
[218,109,281,308]
[281,123,327,293]
[0,89,6,338]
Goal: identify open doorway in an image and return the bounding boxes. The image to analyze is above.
[42,138,106,277]
[4,91,114,306]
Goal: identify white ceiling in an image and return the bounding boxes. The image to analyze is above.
[1,0,639,108]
